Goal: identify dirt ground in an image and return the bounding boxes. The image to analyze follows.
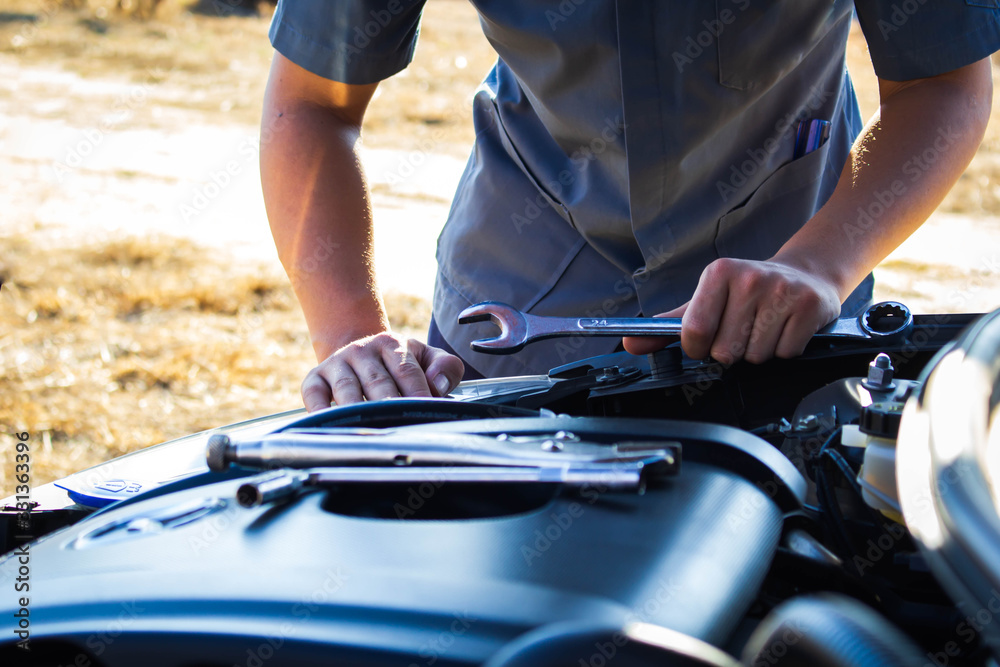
[1,2,999,498]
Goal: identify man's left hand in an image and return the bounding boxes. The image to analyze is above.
[622,257,842,365]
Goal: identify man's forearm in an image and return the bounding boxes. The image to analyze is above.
[773,58,993,297]
[260,54,464,408]
[261,96,387,362]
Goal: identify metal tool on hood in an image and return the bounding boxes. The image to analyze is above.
[207,430,680,506]
[458,300,913,354]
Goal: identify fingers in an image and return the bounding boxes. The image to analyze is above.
[743,306,785,364]
[301,367,336,412]
[773,291,832,359]
[300,333,466,410]
[641,258,841,367]
[707,301,756,366]
[320,334,421,406]
[415,343,466,397]
[376,340,430,399]
[704,261,793,365]
[621,303,689,355]
[689,259,797,364]
[681,260,735,362]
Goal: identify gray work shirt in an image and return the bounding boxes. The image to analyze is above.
[270,0,1000,377]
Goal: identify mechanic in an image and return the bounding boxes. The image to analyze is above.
[260,1,997,411]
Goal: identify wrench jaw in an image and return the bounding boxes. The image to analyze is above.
[458,301,529,354]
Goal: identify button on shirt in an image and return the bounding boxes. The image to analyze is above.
[269,0,1000,377]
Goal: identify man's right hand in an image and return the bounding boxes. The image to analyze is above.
[300,332,466,411]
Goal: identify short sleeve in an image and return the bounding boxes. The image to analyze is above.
[268,0,427,84]
[854,0,1000,80]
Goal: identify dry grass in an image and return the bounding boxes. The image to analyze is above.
[0,0,498,153]
[0,0,494,497]
[0,234,429,497]
[2,4,999,499]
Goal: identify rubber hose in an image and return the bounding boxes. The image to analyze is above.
[741,593,925,667]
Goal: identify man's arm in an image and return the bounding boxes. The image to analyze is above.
[626,57,993,363]
[261,53,464,410]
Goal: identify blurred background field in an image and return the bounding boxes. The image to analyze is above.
[1,1,999,497]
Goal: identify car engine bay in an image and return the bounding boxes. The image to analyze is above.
[2,305,999,667]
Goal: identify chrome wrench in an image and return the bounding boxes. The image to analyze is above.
[458,300,913,354]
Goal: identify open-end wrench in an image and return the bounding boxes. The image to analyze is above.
[458,300,913,354]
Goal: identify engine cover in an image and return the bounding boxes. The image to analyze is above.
[0,417,801,666]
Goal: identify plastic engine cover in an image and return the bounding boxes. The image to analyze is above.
[0,424,791,666]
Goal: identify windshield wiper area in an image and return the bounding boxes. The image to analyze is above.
[205,430,680,508]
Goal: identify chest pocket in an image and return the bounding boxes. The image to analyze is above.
[716,0,852,91]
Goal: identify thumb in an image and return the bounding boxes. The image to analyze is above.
[621,302,690,356]
[413,340,466,397]
[301,370,334,413]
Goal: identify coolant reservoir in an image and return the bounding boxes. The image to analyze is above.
[843,401,906,523]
